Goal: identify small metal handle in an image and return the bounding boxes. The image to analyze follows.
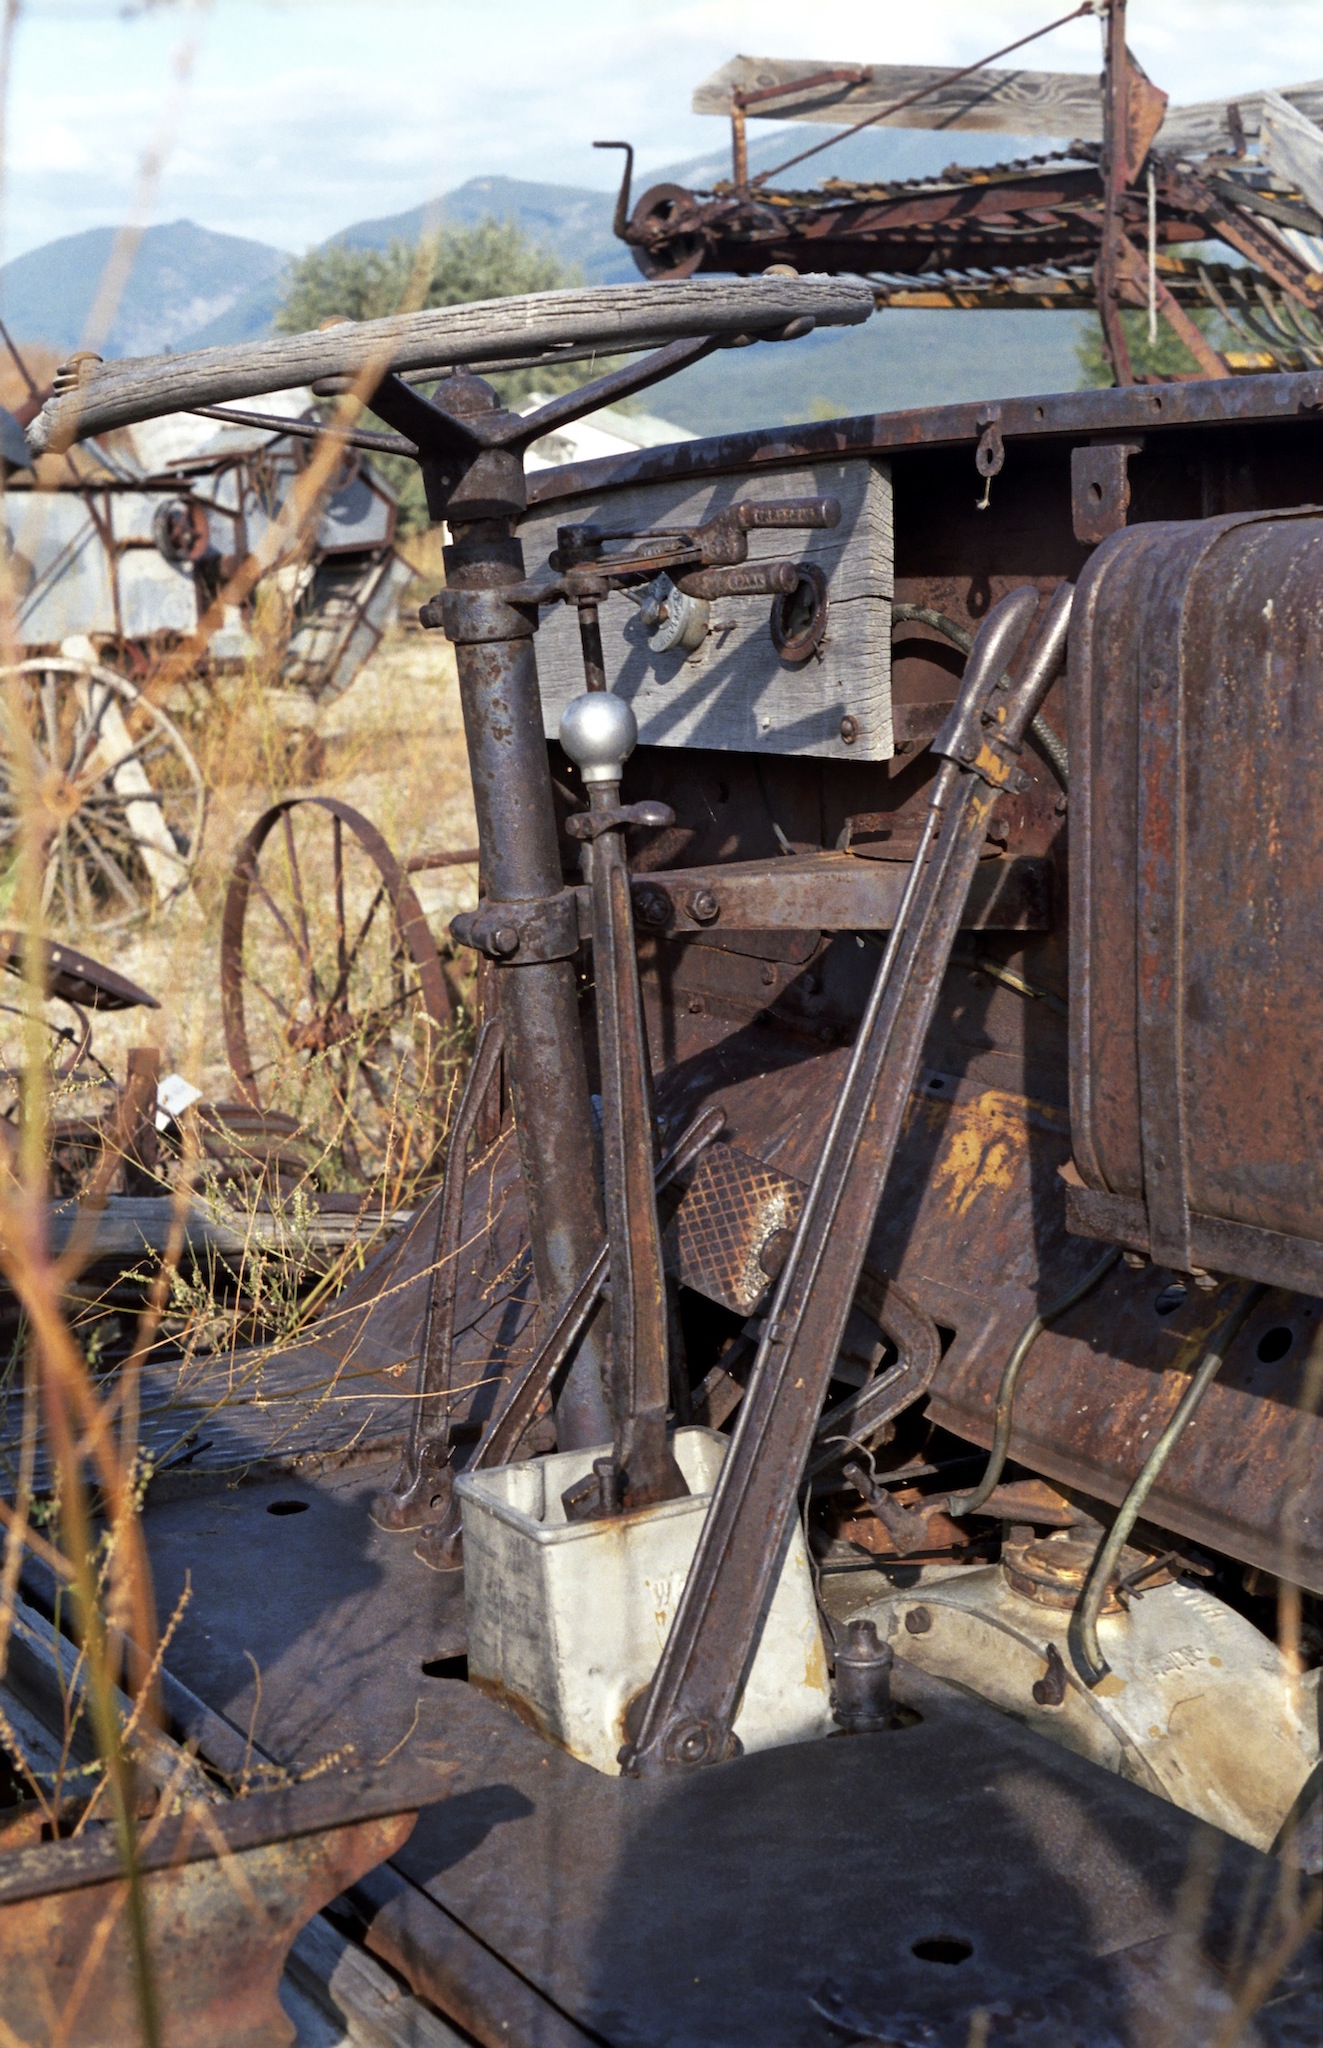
[732,497,841,530]
[729,495,843,528]
[677,561,799,600]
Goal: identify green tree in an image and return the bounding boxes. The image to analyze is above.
[1075,303,1238,386]
[276,219,605,527]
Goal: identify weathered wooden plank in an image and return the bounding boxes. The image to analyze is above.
[521,459,893,760]
[692,55,1105,140]
[1256,90,1323,220]
[29,278,875,454]
[691,54,1323,161]
[1160,82,1323,156]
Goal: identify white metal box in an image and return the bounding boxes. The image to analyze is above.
[456,1426,832,1774]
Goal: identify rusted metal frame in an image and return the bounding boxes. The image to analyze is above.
[622,584,1071,1775]
[371,1014,505,1533]
[524,367,1323,511]
[606,850,1054,937]
[1095,1,1168,384]
[1166,166,1323,311]
[1109,233,1230,380]
[643,170,1111,273]
[413,1106,725,1563]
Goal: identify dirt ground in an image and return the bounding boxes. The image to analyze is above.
[77,622,480,1106]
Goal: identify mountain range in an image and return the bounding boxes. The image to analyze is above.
[1,124,1092,431]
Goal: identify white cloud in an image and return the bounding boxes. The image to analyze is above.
[7,1,1323,258]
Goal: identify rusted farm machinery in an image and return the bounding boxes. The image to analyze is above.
[8,246,1323,2043]
[0,357,409,932]
[606,0,1323,386]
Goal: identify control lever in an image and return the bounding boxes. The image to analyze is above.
[619,580,1075,1774]
[559,689,686,1517]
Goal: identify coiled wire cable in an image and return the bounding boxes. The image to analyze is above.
[893,603,1070,788]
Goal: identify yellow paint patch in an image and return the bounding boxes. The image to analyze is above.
[931,1092,1029,1219]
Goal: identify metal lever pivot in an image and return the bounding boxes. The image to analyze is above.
[620,580,1075,1774]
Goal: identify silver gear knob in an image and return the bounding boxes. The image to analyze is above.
[559,690,637,784]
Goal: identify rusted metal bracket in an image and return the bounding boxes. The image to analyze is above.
[974,409,1004,510]
[619,581,1073,1776]
[451,892,582,965]
[1071,439,1144,543]
[616,851,1054,936]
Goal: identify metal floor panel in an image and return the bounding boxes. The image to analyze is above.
[141,1456,1321,2048]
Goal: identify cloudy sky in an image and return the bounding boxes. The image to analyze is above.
[7,0,1323,260]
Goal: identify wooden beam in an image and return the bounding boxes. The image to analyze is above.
[692,55,1105,140]
[692,54,1323,159]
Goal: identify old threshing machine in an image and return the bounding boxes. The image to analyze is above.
[1,372,407,931]
[13,238,1323,2034]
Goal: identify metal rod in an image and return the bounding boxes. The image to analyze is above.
[1072,1282,1264,1683]
[946,1246,1121,1519]
[585,777,686,1509]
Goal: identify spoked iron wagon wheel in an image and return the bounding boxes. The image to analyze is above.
[0,657,206,933]
[220,797,456,1191]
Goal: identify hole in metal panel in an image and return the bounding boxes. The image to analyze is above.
[421,1654,469,1681]
[911,1936,973,1966]
[1256,1325,1295,1364]
[266,1499,310,1516]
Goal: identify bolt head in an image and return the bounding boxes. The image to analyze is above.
[839,714,859,744]
[490,926,520,958]
[633,885,671,928]
[688,887,720,925]
[559,691,637,783]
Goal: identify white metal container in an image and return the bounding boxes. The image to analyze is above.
[456,1427,832,1774]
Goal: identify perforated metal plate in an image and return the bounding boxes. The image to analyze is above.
[665,1142,803,1314]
